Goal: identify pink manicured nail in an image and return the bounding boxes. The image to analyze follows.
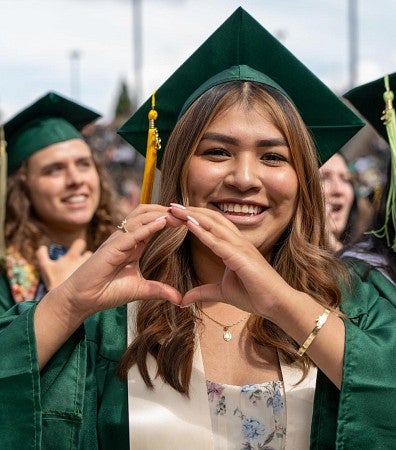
[187,215,199,226]
[170,203,186,210]
[155,215,167,222]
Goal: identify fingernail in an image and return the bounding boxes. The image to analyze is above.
[155,215,167,222]
[187,215,199,226]
[170,203,186,210]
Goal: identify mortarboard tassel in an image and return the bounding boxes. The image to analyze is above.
[370,75,396,251]
[139,92,161,204]
[0,125,7,268]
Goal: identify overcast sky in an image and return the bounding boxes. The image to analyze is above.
[1,0,396,123]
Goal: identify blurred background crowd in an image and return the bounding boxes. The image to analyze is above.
[1,0,395,227]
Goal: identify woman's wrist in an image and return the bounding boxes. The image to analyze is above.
[268,289,326,343]
[37,285,90,338]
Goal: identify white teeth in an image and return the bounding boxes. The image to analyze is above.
[218,203,262,215]
[65,195,86,203]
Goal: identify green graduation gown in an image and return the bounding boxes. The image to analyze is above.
[0,261,395,449]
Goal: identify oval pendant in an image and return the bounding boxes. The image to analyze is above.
[223,329,232,341]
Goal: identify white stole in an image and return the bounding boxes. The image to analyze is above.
[127,303,317,449]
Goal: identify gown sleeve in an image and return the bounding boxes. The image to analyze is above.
[0,300,129,449]
[311,261,396,449]
[0,272,15,314]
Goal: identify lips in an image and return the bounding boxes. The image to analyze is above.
[216,202,264,215]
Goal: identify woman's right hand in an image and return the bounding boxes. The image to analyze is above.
[57,205,184,319]
[34,205,183,368]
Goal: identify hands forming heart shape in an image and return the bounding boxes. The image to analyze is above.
[58,203,296,323]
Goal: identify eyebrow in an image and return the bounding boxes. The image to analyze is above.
[40,156,93,170]
[201,131,288,148]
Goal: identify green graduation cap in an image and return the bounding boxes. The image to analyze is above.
[118,7,363,169]
[4,91,101,174]
[344,73,396,143]
[345,73,396,251]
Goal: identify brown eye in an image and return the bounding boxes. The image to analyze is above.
[204,148,229,155]
[261,153,287,163]
[42,164,63,175]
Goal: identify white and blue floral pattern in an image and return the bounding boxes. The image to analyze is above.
[206,380,286,450]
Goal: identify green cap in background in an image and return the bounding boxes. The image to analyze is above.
[345,73,396,251]
[344,73,396,143]
[118,7,364,166]
[4,91,101,174]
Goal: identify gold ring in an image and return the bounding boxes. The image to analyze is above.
[117,218,129,233]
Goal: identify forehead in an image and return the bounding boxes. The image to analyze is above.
[206,101,279,131]
[27,139,92,166]
[320,154,348,173]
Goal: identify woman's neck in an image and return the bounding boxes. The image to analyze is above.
[190,238,225,285]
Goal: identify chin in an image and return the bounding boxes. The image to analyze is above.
[61,215,94,228]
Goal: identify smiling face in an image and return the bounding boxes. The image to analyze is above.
[25,138,101,240]
[319,153,355,239]
[187,102,299,255]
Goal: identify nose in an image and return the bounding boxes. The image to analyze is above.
[65,165,84,186]
[224,153,261,192]
[327,176,345,196]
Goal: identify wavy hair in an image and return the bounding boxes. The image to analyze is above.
[5,146,121,266]
[118,81,348,394]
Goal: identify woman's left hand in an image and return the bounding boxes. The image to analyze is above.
[169,204,346,388]
[169,204,295,320]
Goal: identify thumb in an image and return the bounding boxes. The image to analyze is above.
[36,245,51,266]
[140,280,183,306]
[181,283,223,307]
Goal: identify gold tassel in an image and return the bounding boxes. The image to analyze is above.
[369,75,396,250]
[0,125,7,268]
[139,92,161,204]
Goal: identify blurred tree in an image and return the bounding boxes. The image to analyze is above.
[113,79,135,125]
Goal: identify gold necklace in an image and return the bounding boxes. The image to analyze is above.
[198,307,249,342]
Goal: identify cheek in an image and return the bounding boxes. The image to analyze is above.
[186,160,216,203]
[90,173,101,196]
[266,170,298,202]
[321,182,331,199]
[28,180,59,206]
[186,173,204,205]
[346,187,355,208]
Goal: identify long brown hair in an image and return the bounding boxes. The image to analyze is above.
[118,81,347,394]
[5,144,121,266]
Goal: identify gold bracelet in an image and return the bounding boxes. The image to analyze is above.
[297,308,330,357]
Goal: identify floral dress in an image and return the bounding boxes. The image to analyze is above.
[206,380,286,450]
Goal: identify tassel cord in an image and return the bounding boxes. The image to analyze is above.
[369,75,396,251]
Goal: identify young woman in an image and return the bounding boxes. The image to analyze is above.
[319,152,358,252]
[0,92,122,311]
[1,9,395,450]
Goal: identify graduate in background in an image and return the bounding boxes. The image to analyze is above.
[0,92,122,312]
[319,152,359,253]
[1,8,395,450]
[343,73,396,284]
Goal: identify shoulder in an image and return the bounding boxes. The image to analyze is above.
[340,259,396,318]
